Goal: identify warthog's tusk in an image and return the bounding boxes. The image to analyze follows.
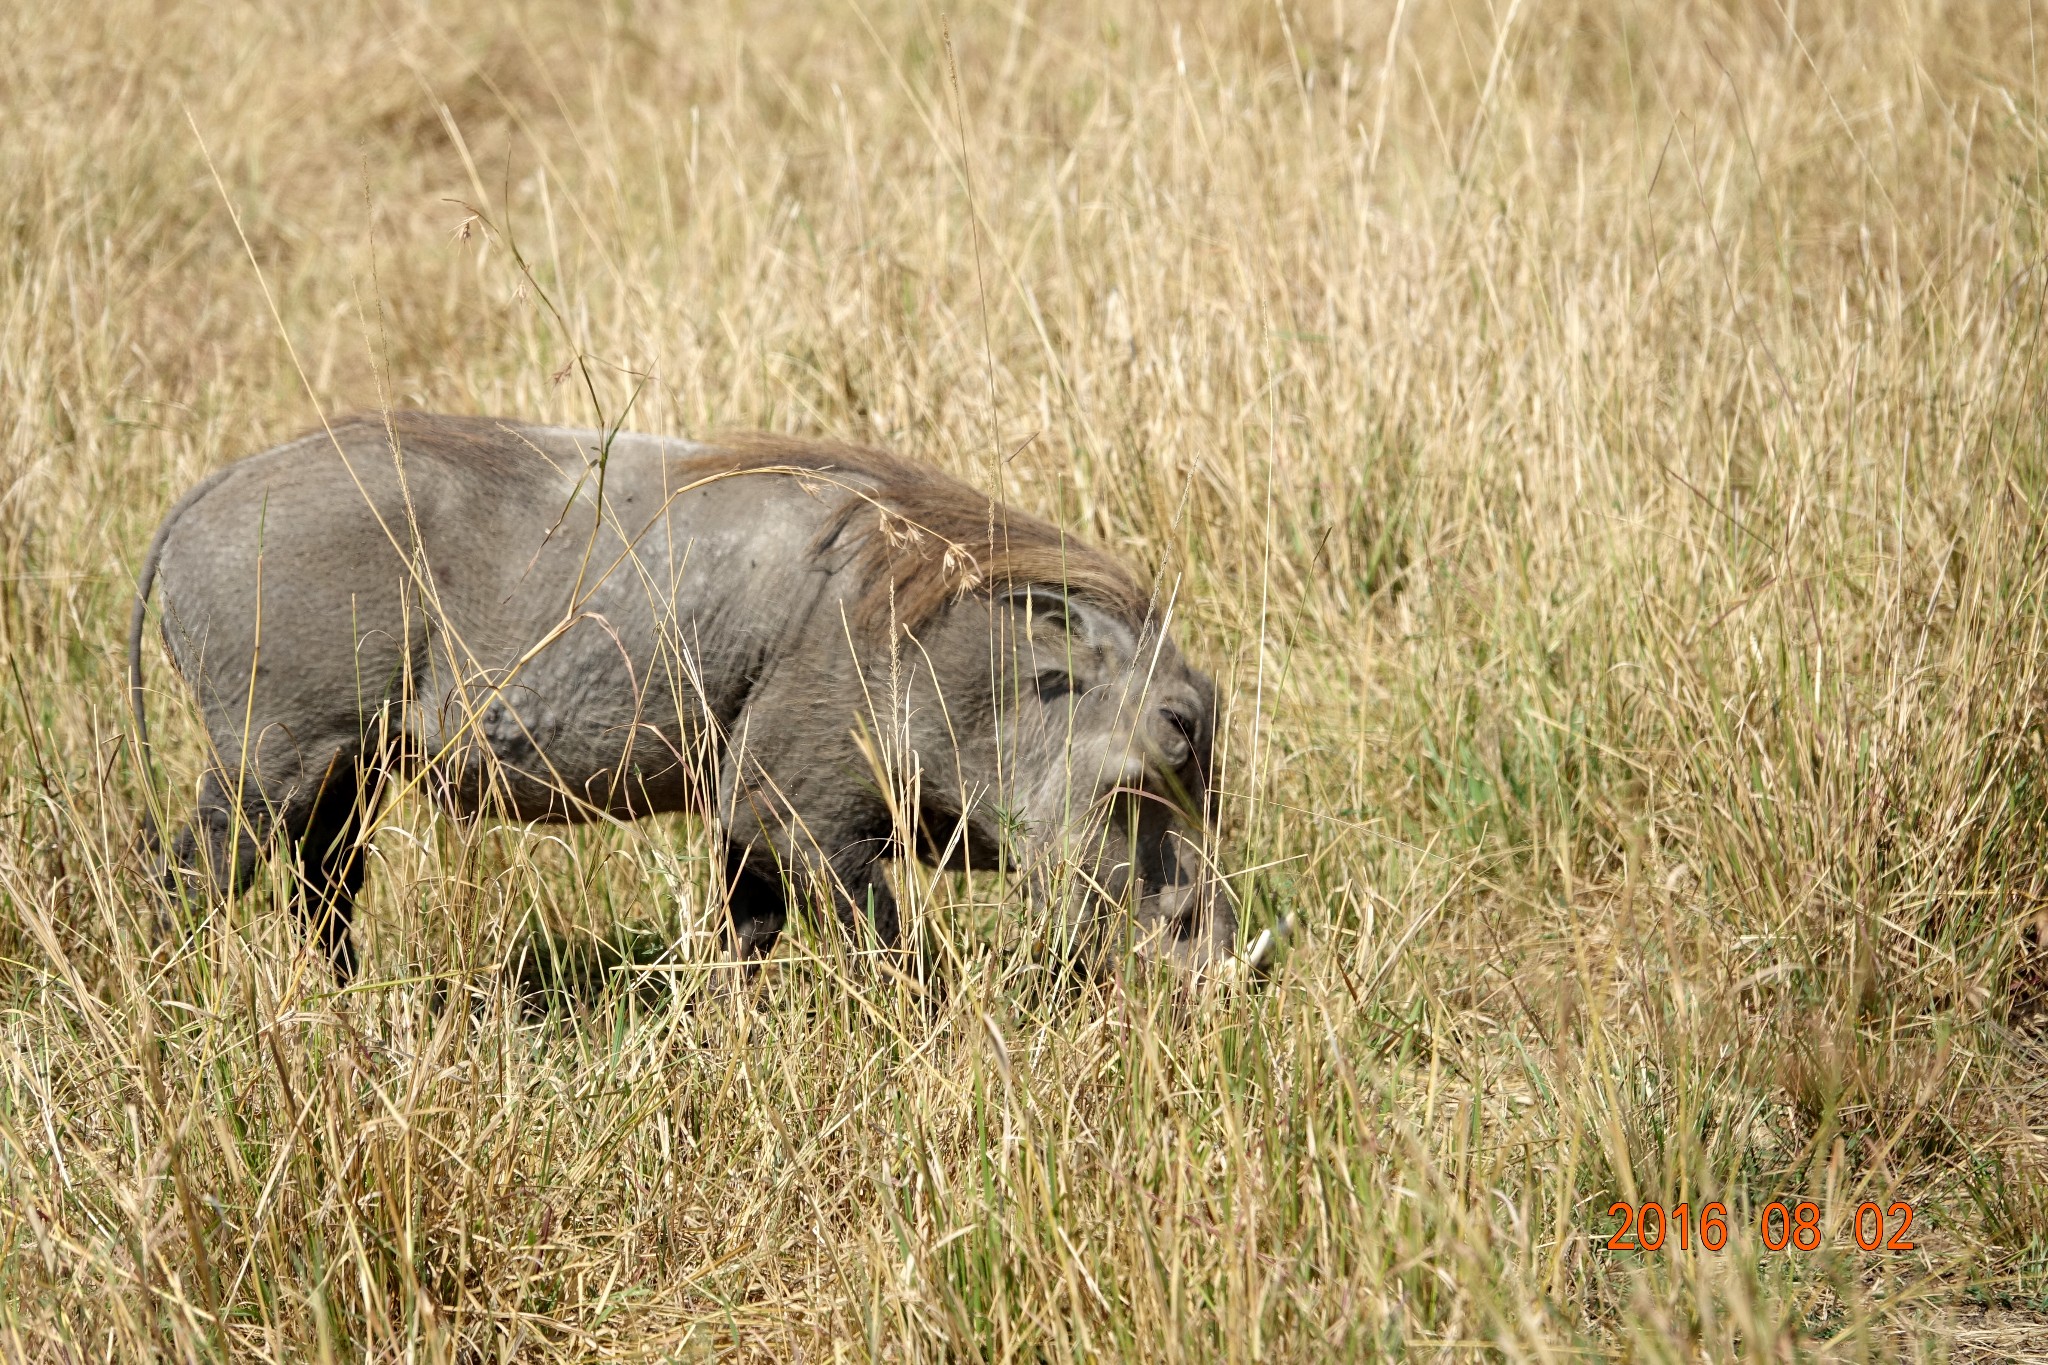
[1245,913,1295,972]
[1208,914,1295,986]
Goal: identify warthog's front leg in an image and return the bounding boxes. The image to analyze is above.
[818,840,899,957]
[719,796,901,976]
[718,833,899,963]
[714,724,903,969]
[721,843,788,962]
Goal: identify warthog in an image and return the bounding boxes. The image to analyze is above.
[129,411,1238,985]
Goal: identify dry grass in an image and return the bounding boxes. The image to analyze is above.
[6,0,2048,1358]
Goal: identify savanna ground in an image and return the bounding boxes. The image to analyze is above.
[4,0,2048,1358]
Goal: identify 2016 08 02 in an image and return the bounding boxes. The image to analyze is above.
[1604,1200,1917,1253]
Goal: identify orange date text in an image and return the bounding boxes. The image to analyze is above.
[1603,1200,1916,1253]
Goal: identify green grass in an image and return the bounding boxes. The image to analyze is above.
[5,0,2048,1357]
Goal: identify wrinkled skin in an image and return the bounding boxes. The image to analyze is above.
[132,413,1235,984]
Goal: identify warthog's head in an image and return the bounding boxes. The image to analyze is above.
[908,584,1238,980]
[742,433,1243,982]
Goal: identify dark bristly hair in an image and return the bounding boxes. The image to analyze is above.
[698,433,1152,640]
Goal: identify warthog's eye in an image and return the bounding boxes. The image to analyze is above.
[1035,669,1077,705]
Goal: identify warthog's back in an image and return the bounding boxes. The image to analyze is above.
[150,412,876,819]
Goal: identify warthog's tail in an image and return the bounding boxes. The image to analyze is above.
[128,463,240,822]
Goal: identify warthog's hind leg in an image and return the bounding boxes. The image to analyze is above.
[163,746,383,983]
[165,767,270,904]
[293,756,384,984]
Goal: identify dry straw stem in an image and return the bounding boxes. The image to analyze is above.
[4,0,2048,1358]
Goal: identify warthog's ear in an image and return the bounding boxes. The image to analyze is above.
[998,587,1107,703]
[1000,586,1078,634]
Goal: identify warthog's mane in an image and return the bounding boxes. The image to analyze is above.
[341,412,1151,641]
[685,433,1154,640]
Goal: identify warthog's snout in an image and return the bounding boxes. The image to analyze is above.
[1131,685,1236,976]
[1129,827,1238,974]
[1079,747,1236,980]
[1146,703,1198,772]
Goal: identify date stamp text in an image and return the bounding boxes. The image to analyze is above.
[1604,1200,1917,1253]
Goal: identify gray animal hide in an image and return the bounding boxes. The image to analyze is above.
[129,412,1236,985]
